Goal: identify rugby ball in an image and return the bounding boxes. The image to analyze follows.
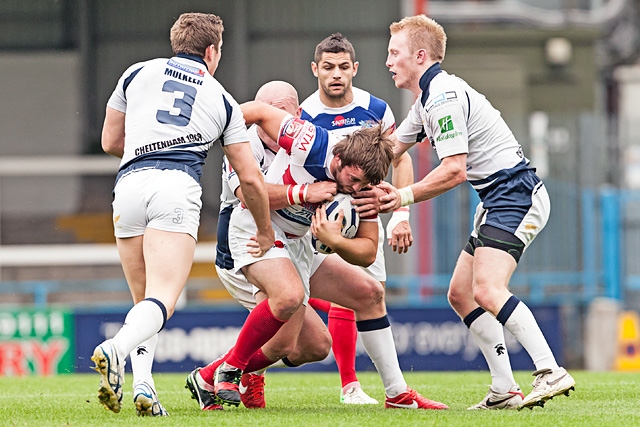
[312,193,360,255]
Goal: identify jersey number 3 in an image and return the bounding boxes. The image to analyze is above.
[156,80,197,127]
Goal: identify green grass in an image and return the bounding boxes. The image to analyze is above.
[1,370,639,426]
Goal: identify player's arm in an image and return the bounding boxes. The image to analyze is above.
[101,107,125,158]
[223,142,274,255]
[352,132,415,213]
[311,208,378,267]
[236,181,337,210]
[241,101,290,145]
[380,152,467,211]
[391,127,417,159]
[386,149,414,253]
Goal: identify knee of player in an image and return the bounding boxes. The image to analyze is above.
[350,275,383,300]
[360,280,385,309]
[447,278,469,308]
[308,335,332,361]
[371,282,386,304]
[319,328,332,357]
[447,287,461,309]
[271,293,304,319]
[471,282,500,309]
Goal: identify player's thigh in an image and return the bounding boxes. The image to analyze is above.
[143,228,196,310]
[309,254,383,312]
[473,246,517,289]
[231,211,311,304]
[243,257,305,303]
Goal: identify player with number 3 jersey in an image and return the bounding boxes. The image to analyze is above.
[91,12,272,416]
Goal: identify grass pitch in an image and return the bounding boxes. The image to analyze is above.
[1,370,639,427]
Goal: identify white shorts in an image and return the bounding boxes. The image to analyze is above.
[112,168,202,240]
[310,217,386,282]
[228,207,312,305]
[216,265,257,311]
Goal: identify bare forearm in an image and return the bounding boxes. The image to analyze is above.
[410,164,466,204]
[239,175,272,234]
[317,221,378,267]
[331,237,377,267]
[391,151,414,188]
[238,183,289,210]
[238,181,336,210]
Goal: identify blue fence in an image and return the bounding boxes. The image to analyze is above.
[385,181,634,309]
[1,181,637,310]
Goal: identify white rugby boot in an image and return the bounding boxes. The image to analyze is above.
[520,367,576,409]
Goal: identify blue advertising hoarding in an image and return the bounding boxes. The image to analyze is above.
[75,306,562,373]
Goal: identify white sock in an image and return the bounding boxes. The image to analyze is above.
[502,301,559,370]
[358,324,407,397]
[468,311,517,393]
[112,299,165,360]
[130,333,158,387]
[268,359,287,369]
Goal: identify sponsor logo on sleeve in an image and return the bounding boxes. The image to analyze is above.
[283,118,304,139]
[438,115,454,133]
[435,115,463,142]
[293,122,316,152]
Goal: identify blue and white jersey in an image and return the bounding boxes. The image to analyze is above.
[394,63,531,199]
[216,125,277,269]
[300,87,395,139]
[107,53,249,183]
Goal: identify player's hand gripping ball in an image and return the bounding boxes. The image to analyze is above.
[312,192,360,254]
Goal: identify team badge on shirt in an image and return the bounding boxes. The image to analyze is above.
[283,118,304,139]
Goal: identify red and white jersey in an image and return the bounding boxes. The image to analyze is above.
[107,54,248,181]
[265,115,376,238]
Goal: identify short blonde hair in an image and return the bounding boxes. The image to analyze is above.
[170,12,224,57]
[389,15,447,62]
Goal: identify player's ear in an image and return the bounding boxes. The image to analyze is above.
[352,61,359,76]
[416,48,428,64]
[311,61,319,77]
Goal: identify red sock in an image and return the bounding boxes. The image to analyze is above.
[244,348,276,373]
[308,297,331,313]
[199,348,232,387]
[328,306,358,388]
[226,299,286,370]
